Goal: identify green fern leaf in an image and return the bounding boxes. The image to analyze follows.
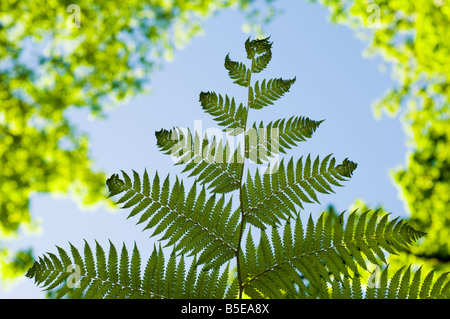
[155,127,242,194]
[243,156,357,228]
[397,265,412,299]
[386,267,403,298]
[224,54,251,87]
[241,209,426,298]
[249,78,296,110]
[119,243,129,288]
[246,116,323,163]
[95,241,107,281]
[199,91,247,134]
[325,266,450,299]
[130,243,141,290]
[245,37,273,73]
[106,170,238,268]
[83,240,96,280]
[25,241,236,299]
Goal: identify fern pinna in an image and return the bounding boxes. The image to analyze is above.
[26,37,450,299]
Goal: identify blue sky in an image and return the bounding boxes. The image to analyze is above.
[1,0,408,298]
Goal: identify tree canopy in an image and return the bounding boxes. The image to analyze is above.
[312,0,450,274]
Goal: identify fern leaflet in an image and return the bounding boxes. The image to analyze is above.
[25,241,235,299]
[325,266,450,299]
[241,210,426,298]
[249,78,296,110]
[246,116,323,163]
[155,128,242,193]
[199,91,247,134]
[242,155,357,228]
[245,36,273,73]
[224,54,251,87]
[106,170,239,268]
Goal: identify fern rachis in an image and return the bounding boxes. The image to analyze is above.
[26,37,450,300]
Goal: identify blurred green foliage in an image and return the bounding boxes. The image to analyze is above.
[0,0,276,286]
[313,0,450,274]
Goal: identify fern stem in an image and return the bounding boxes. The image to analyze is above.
[236,61,254,299]
[236,192,246,299]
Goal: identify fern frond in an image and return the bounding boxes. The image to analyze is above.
[242,155,357,228]
[241,210,426,298]
[244,37,273,73]
[106,170,239,268]
[246,116,323,163]
[224,54,251,87]
[155,127,242,194]
[25,242,234,299]
[241,219,323,299]
[199,91,247,134]
[248,78,296,110]
[324,266,450,299]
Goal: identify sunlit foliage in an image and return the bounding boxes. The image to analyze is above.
[312,0,450,274]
